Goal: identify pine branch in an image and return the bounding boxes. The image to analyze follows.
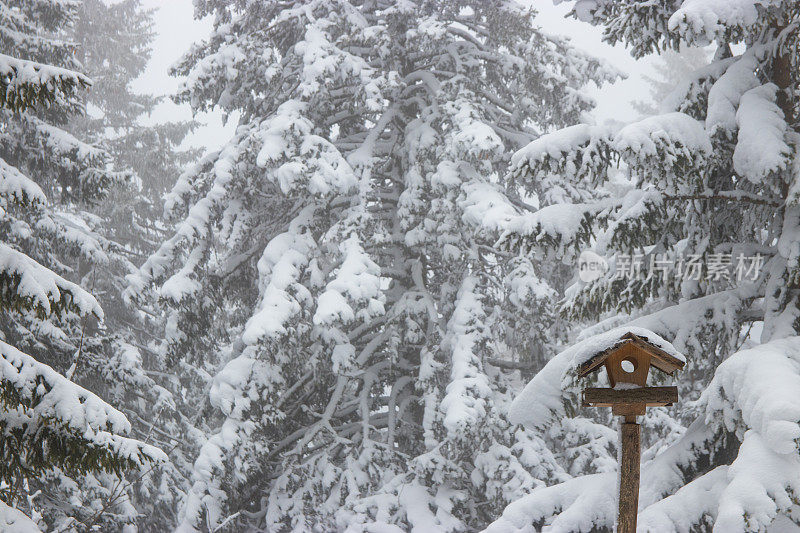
[78,441,180,530]
[484,357,536,371]
[663,191,782,207]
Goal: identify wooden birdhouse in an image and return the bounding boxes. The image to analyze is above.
[579,331,685,417]
[576,331,686,533]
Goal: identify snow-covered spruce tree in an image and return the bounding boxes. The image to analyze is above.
[487,1,800,531]
[70,0,198,254]
[66,1,202,528]
[0,1,166,530]
[631,45,709,117]
[131,1,618,530]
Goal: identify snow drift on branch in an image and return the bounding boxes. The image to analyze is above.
[732,84,792,183]
[0,242,103,319]
[669,0,784,46]
[0,339,167,466]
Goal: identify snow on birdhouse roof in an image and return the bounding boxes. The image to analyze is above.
[508,326,684,429]
[576,330,686,378]
[567,326,684,370]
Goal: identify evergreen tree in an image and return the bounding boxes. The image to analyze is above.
[631,45,709,116]
[488,1,800,531]
[132,1,618,530]
[70,0,198,254]
[0,0,165,530]
[66,1,201,529]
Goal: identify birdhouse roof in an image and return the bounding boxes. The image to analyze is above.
[576,330,686,378]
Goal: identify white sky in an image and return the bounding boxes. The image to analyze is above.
[131,0,234,151]
[132,0,657,153]
[530,1,656,121]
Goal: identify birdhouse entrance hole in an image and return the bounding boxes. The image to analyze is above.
[620,358,637,373]
[602,343,651,387]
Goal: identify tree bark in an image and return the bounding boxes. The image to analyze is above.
[772,25,795,130]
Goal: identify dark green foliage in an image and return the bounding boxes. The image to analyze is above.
[0,0,167,527]
[0,57,89,113]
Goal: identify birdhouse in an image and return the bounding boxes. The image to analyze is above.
[576,330,686,533]
[579,331,685,417]
[577,331,685,388]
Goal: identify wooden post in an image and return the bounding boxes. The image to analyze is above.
[575,332,686,532]
[617,417,641,533]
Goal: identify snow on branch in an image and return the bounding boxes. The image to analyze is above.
[0,158,46,208]
[175,140,242,242]
[668,0,784,46]
[139,140,246,304]
[313,235,383,327]
[459,181,518,235]
[733,84,792,184]
[0,338,122,437]
[313,234,383,372]
[256,100,357,196]
[613,112,712,181]
[705,53,759,134]
[662,56,737,116]
[163,149,221,221]
[509,124,614,186]
[596,188,666,251]
[442,99,504,161]
[21,115,105,162]
[497,202,603,258]
[295,22,381,106]
[0,53,90,112]
[482,472,616,533]
[178,41,246,110]
[0,498,41,533]
[638,465,728,532]
[714,430,800,530]
[509,111,710,206]
[440,277,491,437]
[242,211,317,345]
[0,340,167,471]
[498,184,671,260]
[10,116,126,200]
[0,242,103,320]
[700,337,800,455]
[176,418,243,532]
